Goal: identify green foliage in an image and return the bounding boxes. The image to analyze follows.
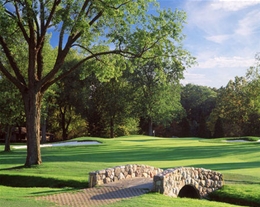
[181,84,217,137]
[129,56,187,135]
[46,63,88,139]
[85,74,138,138]
[0,76,24,125]
[209,76,257,137]
[114,118,140,136]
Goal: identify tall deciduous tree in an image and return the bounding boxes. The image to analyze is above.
[209,77,250,137]
[131,58,188,136]
[0,0,193,166]
[46,52,87,140]
[86,75,136,138]
[243,57,260,135]
[181,84,216,137]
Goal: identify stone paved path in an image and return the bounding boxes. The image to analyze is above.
[36,178,153,207]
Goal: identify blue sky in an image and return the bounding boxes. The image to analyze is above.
[156,0,260,88]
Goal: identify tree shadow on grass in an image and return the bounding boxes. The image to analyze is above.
[0,165,25,170]
[0,174,87,188]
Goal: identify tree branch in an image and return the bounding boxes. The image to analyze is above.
[5,3,30,43]
[99,0,132,10]
[0,35,26,86]
[89,10,103,26]
[0,61,25,91]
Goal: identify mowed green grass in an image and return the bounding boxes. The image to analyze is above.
[0,135,260,207]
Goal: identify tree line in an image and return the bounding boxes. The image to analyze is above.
[2,55,260,145]
[180,57,260,139]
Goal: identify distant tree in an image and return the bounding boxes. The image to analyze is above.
[129,9,195,135]
[209,77,250,137]
[86,73,138,138]
[243,113,260,136]
[243,57,260,135]
[48,56,88,140]
[213,117,224,138]
[209,58,260,137]
[181,84,217,137]
[129,43,194,136]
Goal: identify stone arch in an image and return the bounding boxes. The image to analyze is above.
[178,184,200,199]
[153,167,224,198]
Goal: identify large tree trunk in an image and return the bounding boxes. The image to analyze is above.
[23,90,43,166]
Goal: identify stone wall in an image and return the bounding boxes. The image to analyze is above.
[153,167,224,198]
[89,164,163,187]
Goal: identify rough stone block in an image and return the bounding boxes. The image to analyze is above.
[114,167,121,176]
[143,172,148,178]
[119,172,125,180]
[113,176,118,182]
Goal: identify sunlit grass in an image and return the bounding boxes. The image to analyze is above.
[1,135,260,206]
[105,192,240,207]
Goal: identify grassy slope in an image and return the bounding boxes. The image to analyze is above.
[0,136,260,206]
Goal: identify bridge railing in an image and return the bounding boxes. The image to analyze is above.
[89,164,163,187]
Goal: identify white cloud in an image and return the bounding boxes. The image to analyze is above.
[211,0,260,11]
[199,56,255,69]
[167,0,260,87]
[182,64,252,88]
[182,67,229,88]
[181,72,211,86]
[184,1,232,37]
[184,0,260,38]
[235,10,260,36]
[205,34,231,43]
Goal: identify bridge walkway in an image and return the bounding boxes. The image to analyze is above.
[36,177,153,207]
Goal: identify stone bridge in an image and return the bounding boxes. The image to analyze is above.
[153,167,224,198]
[88,164,224,199]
